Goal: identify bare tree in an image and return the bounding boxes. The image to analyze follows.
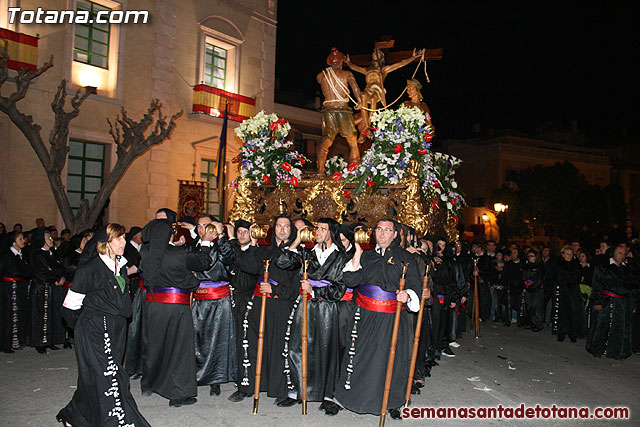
[0,43,182,232]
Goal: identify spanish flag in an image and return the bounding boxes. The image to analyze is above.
[192,84,255,122]
[0,28,38,73]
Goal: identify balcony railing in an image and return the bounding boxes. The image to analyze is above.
[192,84,256,122]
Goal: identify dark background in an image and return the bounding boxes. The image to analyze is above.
[275,1,638,145]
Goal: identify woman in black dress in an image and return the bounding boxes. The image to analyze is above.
[553,245,586,342]
[56,224,150,426]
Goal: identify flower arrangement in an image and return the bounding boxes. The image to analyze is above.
[233,111,309,187]
[324,156,349,178]
[342,105,434,194]
[423,152,466,219]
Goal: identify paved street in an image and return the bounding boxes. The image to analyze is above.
[1,323,638,426]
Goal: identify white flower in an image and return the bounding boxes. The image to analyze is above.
[440,194,448,201]
[452,181,458,188]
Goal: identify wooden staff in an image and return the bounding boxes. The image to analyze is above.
[253,258,271,414]
[379,262,409,427]
[473,258,480,339]
[301,258,310,415]
[404,264,432,408]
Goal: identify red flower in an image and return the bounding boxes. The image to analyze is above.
[424,133,433,142]
[451,198,457,206]
[432,200,439,210]
[452,215,459,223]
[262,174,271,184]
[276,118,286,125]
[270,135,277,139]
[282,162,292,172]
[434,181,440,188]
[394,144,403,153]
[347,162,358,172]
[298,157,306,165]
[290,176,299,187]
[366,179,375,187]
[332,172,342,181]
[250,148,258,152]
[343,189,351,198]
[417,149,427,155]
[269,122,279,131]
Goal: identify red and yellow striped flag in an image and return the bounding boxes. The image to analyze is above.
[0,28,38,72]
[192,84,256,122]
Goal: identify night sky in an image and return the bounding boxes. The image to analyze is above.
[275,1,638,144]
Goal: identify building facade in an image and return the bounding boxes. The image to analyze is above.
[0,0,277,230]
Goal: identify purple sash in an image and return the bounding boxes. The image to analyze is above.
[359,284,397,301]
[199,280,229,288]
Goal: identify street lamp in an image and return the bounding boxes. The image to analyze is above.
[494,203,508,213]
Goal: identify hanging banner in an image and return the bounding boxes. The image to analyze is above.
[192,84,256,122]
[0,28,38,72]
[178,180,206,218]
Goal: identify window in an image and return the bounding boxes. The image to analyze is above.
[67,140,105,213]
[204,43,227,89]
[74,0,111,69]
[200,159,220,217]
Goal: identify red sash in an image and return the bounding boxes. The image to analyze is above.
[601,290,625,299]
[340,289,354,301]
[194,285,230,300]
[1,276,28,283]
[145,287,191,305]
[253,283,279,299]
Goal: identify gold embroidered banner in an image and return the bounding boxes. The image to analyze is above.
[178,180,206,218]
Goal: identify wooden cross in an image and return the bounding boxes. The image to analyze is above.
[348,36,442,67]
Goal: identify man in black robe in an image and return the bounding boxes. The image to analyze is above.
[587,245,639,359]
[123,226,144,378]
[139,219,211,407]
[232,215,301,405]
[334,219,421,419]
[191,215,236,397]
[280,218,348,415]
[29,228,66,353]
[0,231,31,352]
[227,220,260,402]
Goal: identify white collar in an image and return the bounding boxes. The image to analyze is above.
[99,253,128,275]
[130,241,141,252]
[314,242,337,255]
[10,247,22,257]
[610,257,626,266]
[241,243,251,251]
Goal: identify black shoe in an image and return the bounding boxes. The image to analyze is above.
[209,384,221,396]
[141,390,152,397]
[131,373,142,380]
[442,347,455,358]
[48,345,60,351]
[389,408,402,420]
[531,327,542,332]
[228,391,250,402]
[63,343,72,349]
[324,401,342,416]
[36,346,48,354]
[169,397,197,407]
[414,380,425,389]
[56,414,71,426]
[275,397,298,407]
[557,334,565,342]
[569,336,577,343]
[2,349,15,354]
[411,384,421,395]
[319,401,328,411]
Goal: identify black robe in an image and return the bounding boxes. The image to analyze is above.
[29,248,65,347]
[229,240,259,387]
[587,260,639,358]
[520,262,545,330]
[237,243,300,399]
[192,236,236,386]
[503,260,524,325]
[0,249,31,350]
[553,259,586,338]
[334,245,421,415]
[140,245,211,400]
[123,241,144,378]
[57,256,150,427]
[286,245,348,401]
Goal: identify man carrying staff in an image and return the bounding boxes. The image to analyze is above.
[334,219,421,419]
[227,220,260,402]
[231,215,301,405]
[192,214,236,397]
[280,218,349,415]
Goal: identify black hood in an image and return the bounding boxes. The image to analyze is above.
[141,219,172,290]
[79,226,108,267]
[318,218,345,252]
